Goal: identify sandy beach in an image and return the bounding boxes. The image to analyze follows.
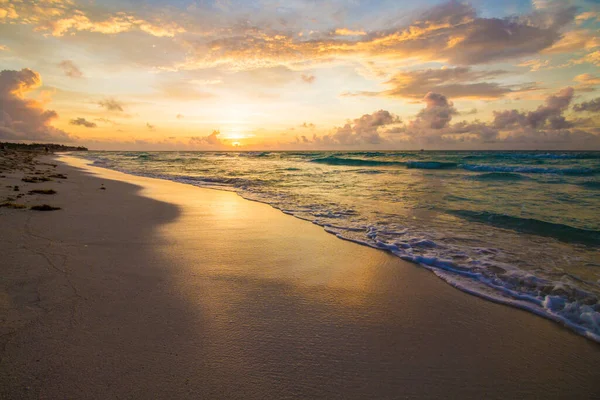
[0,152,599,399]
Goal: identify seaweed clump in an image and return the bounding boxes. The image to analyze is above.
[30,204,61,211]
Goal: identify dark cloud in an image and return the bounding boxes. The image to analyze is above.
[300,122,315,128]
[146,122,156,131]
[98,98,124,112]
[399,88,586,147]
[411,92,457,129]
[493,87,574,129]
[373,67,530,99]
[436,4,576,65]
[70,117,96,128]
[573,97,600,112]
[58,60,83,78]
[307,87,599,149]
[0,68,71,141]
[316,110,401,145]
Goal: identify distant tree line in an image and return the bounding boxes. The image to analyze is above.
[0,142,88,152]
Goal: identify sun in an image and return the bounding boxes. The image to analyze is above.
[232,141,241,147]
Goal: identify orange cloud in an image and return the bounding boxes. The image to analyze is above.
[543,30,600,54]
[6,1,184,38]
[0,68,71,141]
[334,28,366,36]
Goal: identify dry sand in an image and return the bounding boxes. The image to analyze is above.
[0,153,599,399]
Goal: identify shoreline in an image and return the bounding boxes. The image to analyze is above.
[80,152,600,344]
[1,153,599,399]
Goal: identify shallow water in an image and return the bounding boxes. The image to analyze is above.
[81,150,600,342]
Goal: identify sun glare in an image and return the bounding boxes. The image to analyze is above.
[221,132,247,140]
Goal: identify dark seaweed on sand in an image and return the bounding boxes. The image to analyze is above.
[30,204,61,211]
[22,176,52,183]
[29,189,57,195]
[0,202,27,209]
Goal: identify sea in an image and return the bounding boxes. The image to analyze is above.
[81,150,600,342]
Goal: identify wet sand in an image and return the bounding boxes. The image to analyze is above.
[1,154,599,399]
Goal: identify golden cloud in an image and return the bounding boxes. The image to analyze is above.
[6,1,185,38]
[174,2,576,71]
[543,29,600,54]
[334,28,367,36]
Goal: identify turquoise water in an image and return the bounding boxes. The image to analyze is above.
[82,151,600,342]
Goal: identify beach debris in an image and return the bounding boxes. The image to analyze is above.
[49,173,67,179]
[13,185,19,191]
[28,189,57,195]
[0,202,27,209]
[22,176,52,183]
[30,204,61,211]
[100,184,106,190]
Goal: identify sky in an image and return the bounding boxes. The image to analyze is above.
[1,0,600,150]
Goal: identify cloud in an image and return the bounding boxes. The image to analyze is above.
[301,74,315,84]
[307,87,599,149]
[176,114,184,119]
[94,117,118,125]
[300,122,315,129]
[571,50,600,66]
[573,97,600,112]
[404,87,599,148]
[296,135,310,144]
[316,110,401,145]
[17,5,185,38]
[576,11,600,24]
[492,87,574,129]
[0,3,18,20]
[58,60,83,78]
[518,59,550,71]
[175,1,576,71]
[461,108,478,115]
[146,122,155,131]
[334,28,367,36]
[362,67,527,99]
[573,73,600,92]
[189,130,222,146]
[0,45,8,51]
[70,117,96,128]
[542,29,600,54]
[4,1,580,75]
[98,98,124,112]
[411,92,457,129]
[0,68,71,141]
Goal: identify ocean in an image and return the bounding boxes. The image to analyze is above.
[81,151,600,342]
